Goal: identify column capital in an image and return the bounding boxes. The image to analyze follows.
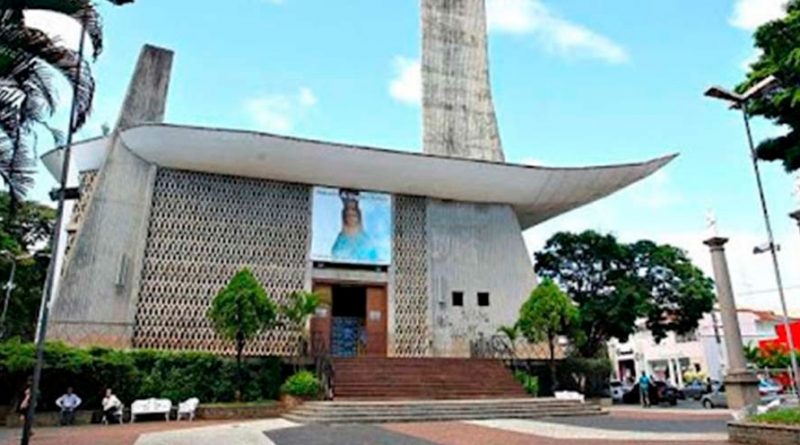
[790,209,800,222]
[703,236,729,249]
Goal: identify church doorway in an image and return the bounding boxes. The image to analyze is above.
[310,282,387,357]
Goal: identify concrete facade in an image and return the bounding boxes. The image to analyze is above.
[422,0,504,162]
[427,200,535,356]
[48,46,172,347]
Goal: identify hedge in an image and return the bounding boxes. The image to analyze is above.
[0,340,281,411]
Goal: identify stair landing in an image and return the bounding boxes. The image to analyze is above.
[283,398,605,424]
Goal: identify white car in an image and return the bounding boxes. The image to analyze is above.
[701,384,782,409]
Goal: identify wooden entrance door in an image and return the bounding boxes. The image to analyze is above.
[365,286,387,356]
[310,284,333,355]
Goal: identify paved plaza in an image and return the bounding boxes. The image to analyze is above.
[0,409,737,445]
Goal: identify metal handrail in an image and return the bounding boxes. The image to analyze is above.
[311,335,335,400]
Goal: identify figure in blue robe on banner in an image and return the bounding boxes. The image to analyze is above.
[332,190,379,263]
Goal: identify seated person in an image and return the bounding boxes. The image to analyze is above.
[102,389,122,424]
[55,387,82,425]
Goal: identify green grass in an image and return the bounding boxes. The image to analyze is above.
[750,408,800,426]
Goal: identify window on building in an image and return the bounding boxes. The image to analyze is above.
[452,291,464,307]
[477,292,490,307]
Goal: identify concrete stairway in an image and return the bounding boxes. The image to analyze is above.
[331,357,528,400]
[283,398,604,424]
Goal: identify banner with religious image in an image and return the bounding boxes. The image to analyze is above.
[311,187,392,265]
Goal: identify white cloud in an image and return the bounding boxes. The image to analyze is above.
[298,87,317,107]
[486,0,629,64]
[24,10,86,52]
[520,157,545,166]
[389,56,422,106]
[741,48,763,71]
[244,87,317,133]
[730,0,789,31]
[628,170,684,210]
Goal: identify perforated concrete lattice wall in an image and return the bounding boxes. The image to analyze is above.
[391,195,432,356]
[62,170,98,275]
[133,169,311,356]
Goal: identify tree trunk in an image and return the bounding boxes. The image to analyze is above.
[235,330,244,402]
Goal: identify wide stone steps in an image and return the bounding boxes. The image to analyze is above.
[331,357,527,400]
[283,398,604,424]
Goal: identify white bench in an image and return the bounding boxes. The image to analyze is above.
[177,398,199,421]
[130,398,172,423]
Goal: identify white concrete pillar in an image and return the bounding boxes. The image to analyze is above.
[703,237,759,409]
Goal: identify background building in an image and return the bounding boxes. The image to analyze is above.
[609,308,791,385]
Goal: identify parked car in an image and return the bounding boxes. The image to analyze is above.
[701,384,782,409]
[682,379,717,400]
[701,386,727,409]
[609,380,628,402]
[621,380,679,406]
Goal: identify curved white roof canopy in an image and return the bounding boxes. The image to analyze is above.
[42,123,676,230]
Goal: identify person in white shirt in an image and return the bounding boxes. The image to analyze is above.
[55,387,82,425]
[101,388,122,424]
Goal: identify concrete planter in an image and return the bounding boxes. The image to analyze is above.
[279,394,316,411]
[728,421,800,445]
[195,403,283,420]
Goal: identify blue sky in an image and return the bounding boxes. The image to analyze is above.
[25,0,800,313]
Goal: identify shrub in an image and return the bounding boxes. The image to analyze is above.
[513,370,539,396]
[280,371,320,398]
[0,339,281,410]
[750,408,800,425]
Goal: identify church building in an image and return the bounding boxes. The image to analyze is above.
[42,0,672,359]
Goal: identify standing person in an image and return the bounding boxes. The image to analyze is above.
[55,387,82,425]
[17,386,31,423]
[101,389,122,424]
[638,373,651,407]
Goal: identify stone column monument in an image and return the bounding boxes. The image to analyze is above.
[703,236,760,409]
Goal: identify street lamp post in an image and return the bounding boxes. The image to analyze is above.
[705,76,800,395]
[20,15,87,445]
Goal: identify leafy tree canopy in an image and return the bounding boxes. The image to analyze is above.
[534,230,715,358]
[0,191,53,340]
[517,278,576,347]
[738,0,800,171]
[208,268,277,343]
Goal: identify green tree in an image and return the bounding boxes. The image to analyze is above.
[207,268,277,401]
[534,230,715,358]
[737,0,800,171]
[280,291,320,356]
[0,192,53,340]
[517,278,576,389]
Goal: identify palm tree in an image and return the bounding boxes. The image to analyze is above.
[0,0,134,212]
[0,56,62,220]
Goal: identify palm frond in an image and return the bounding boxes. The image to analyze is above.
[0,24,94,131]
[0,130,34,209]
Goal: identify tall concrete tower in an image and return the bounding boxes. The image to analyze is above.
[422,0,504,162]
